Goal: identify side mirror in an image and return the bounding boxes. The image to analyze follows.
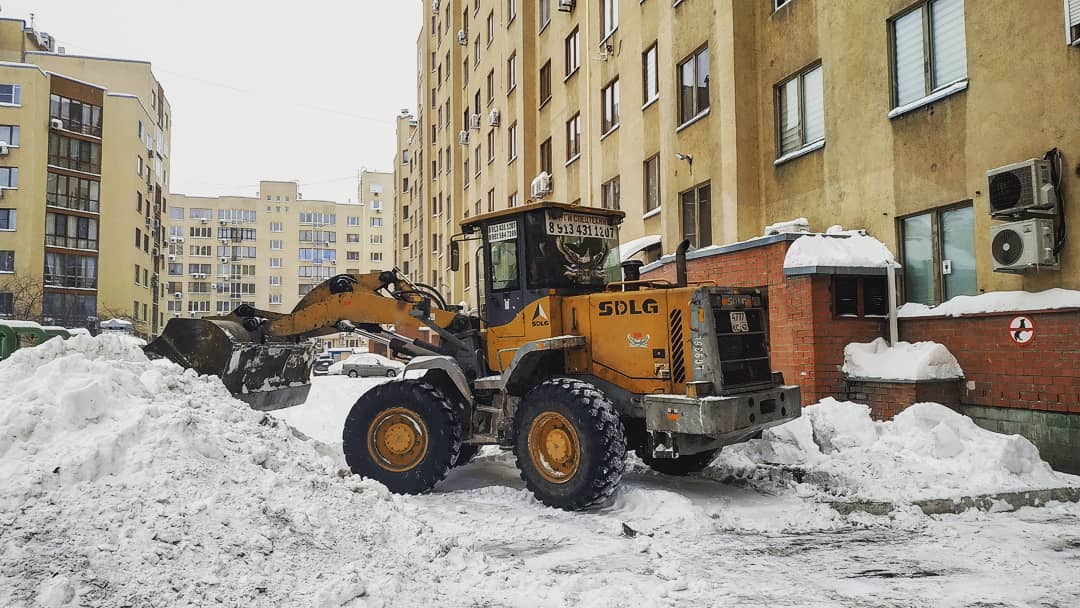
[450,240,460,272]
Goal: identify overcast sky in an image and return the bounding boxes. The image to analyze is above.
[9,0,421,202]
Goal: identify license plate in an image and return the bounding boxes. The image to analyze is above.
[545,212,617,239]
[730,311,749,333]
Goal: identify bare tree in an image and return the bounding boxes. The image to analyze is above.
[0,274,45,321]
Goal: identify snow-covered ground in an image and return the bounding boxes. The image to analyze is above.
[2,335,1079,607]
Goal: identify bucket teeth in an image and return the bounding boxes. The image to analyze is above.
[144,318,314,411]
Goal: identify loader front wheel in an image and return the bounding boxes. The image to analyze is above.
[342,380,462,494]
[513,378,626,510]
[636,447,718,476]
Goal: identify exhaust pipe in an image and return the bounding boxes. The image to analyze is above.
[675,239,691,287]
[621,260,643,291]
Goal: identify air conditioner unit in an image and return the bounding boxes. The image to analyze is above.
[459,130,470,145]
[144,217,151,226]
[168,255,176,261]
[200,218,208,224]
[0,142,8,156]
[169,236,178,243]
[470,114,481,130]
[196,273,207,279]
[986,159,1057,219]
[556,0,575,11]
[330,260,336,265]
[178,237,185,243]
[220,256,229,262]
[219,219,227,225]
[531,171,553,199]
[488,109,500,127]
[173,292,182,299]
[50,118,63,130]
[991,218,1058,273]
[457,30,467,45]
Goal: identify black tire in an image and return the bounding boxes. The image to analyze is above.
[513,378,626,510]
[347,370,359,378]
[454,444,481,468]
[635,447,718,476]
[342,380,462,494]
[385,369,397,377]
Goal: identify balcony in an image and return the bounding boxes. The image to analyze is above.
[44,274,97,289]
[45,235,98,251]
[46,194,100,214]
[50,115,102,138]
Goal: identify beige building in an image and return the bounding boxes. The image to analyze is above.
[396,0,1080,309]
[168,175,395,327]
[0,17,172,337]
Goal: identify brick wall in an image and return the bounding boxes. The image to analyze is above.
[900,310,1080,414]
[844,379,962,420]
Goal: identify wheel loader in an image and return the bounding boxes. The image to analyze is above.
[146,201,800,510]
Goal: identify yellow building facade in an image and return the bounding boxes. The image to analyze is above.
[0,18,172,336]
[396,0,1080,308]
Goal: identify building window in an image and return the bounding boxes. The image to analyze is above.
[601,78,620,134]
[487,188,495,213]
[487,130,496,162]
[600,0,618,38]
[890,0,967,109]
[539,60,552,106]
[371,217,383,227]
[774,0,793,9]
[371,234,383,244]
[346,251,360,261]
[269,294,282,306]
[48,134,102,174]
[371,252,384,262]
[507,52,517,91]
[270,257,283,269]
[643,155,660,213]
[487,11,495,44]
[0,167,18,189]
[834,276,889,317]
[0,84,21,105]
[46,212,98,250]
[508,192,519,208]
[642,43,658,104]
[540,138,552,175]
[565,27,580,77]
[900,203,976,305]
[681,182,712,248]
[601,176,620,210]
[507,122,518,161]
[0,125,20,146]
[508,0,517,22]
[678,46,710,126]
[474,36,481,65]
[776,63,824,158]
[539,0,550,30]
[0,250,13,272]
[566,113,581,160]
[487,69,495,103]
[474,144,482,173]
[270,239,283,250]
[270,221,283,232]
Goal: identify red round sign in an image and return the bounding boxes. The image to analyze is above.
[1008,315,1035,345]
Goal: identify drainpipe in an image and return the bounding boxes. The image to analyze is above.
[887,264,899,346]
[675,239,691,287]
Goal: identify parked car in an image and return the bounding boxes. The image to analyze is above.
[312,354,335,376]
[338,353,403,378]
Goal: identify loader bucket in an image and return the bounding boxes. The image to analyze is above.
[144,318,314,411]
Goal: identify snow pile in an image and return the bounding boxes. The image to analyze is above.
[783,234,900,269]
[843,337,964,381]
[898,288,1080,318]
[0,334,472,607]
[763,217,810,236]
[715,399,1067,502]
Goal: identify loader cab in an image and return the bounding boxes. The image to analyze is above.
[459,202,624,329]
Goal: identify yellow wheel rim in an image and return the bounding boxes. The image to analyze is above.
[528,411,580,484]
[367,407,429,472]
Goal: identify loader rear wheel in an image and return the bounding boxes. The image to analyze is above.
[513,378,626,510]
[635,447,718,476]
[342,380,462,494]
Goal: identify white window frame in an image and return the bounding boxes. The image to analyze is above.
[774,63,825,164]
[1068,0,1080,45]
[888,0,968,117]
[0,84,21,106]
[600,0,618,39]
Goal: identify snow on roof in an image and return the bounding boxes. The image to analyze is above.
[898,288,1080,319]
[619,234,661,261]
[100,319,133,328]
[783,234,899,269]
[842,338,964,381]
[763,217,810,236]
[0,319,43,329]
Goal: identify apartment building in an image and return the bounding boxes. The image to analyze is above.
[168,177,395,322]
[396,0,1080,310]
[0,18,172,337]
